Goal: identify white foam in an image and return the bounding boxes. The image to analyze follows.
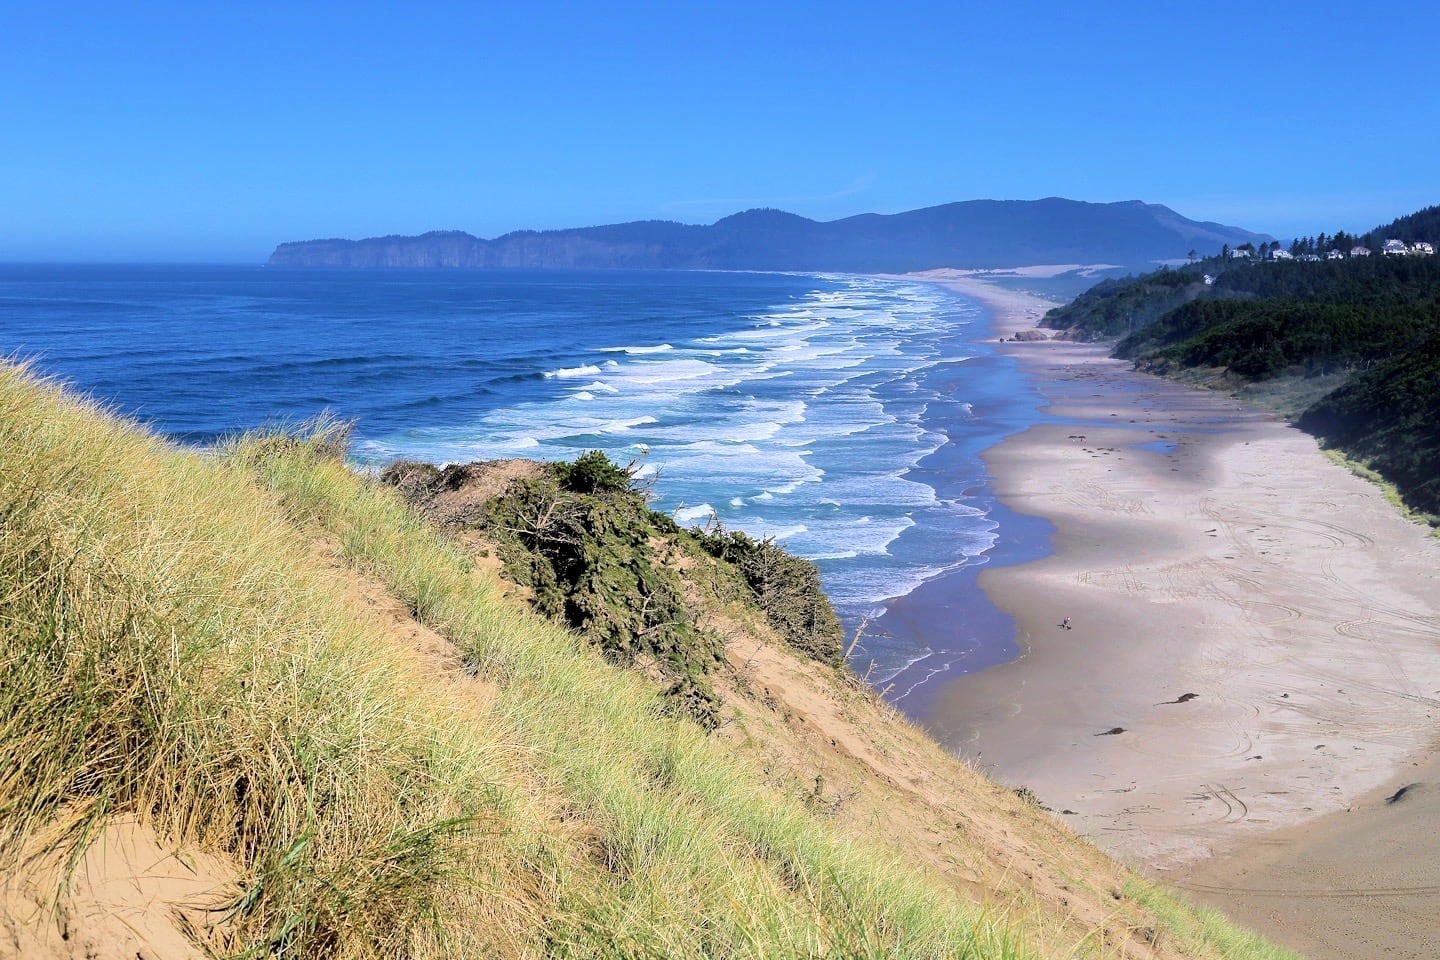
[600,343,674,354]
[865,648,935,686]
[787,514,913,558]
[725,320,827,342]
[743,522,808,543]
[608,358,723,385]
[597,416,657,434]
[673,503,717,524]
[764,477,817,496]
[544,363,601,379]
[644,419,788,444]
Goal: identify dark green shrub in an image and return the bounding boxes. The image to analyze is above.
[697,528,843,666]
[384,451,847,726]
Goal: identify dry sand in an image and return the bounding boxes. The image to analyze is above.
[898,268,1070,339]
[0,818,233,960]
[913,274,1440,959]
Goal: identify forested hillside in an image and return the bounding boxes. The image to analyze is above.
[1038,207,1440,519]
[1363,203,1440,247]
[1045,248,1440,344]
[1298,335,1440,516]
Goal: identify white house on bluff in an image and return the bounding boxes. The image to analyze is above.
[1376,237,1434,253]
[1380,239,1436,256]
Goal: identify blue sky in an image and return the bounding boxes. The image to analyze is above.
[4,1,1437,262]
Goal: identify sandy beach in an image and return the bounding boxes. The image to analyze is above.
[913,271,1440,959]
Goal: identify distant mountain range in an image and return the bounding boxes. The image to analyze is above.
[266,198,1272,273]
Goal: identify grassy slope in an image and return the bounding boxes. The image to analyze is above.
[0,364,1297,960]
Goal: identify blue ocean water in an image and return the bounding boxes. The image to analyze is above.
[0,264,1044,693]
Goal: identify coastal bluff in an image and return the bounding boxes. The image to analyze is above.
[0,364,1296,960]
[267,197,1271,273]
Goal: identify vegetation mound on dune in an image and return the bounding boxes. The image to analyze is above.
[380,452,843,727]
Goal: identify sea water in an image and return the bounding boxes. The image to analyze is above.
[0,264,1043,694]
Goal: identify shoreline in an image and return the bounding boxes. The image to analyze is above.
[907,270,1440,957]
[853,271,1062,712]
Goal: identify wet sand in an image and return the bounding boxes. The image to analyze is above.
[913,273,1440,959]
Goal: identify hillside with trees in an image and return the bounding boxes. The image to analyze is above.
[1039,206,1440,518]
[1298,335,1440,516]
[1362,203,1440,247]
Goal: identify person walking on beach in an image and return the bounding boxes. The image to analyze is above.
[1062,616,1071,630]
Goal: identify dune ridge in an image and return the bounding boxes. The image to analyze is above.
[0,362,1298,959]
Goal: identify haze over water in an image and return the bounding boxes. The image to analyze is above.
[1,264,1044,691]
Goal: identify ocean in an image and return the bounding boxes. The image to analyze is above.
[0,264,1045,699]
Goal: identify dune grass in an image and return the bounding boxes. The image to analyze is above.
[223,418,1030,959]
[1318,448,1440,533]
[0,367,536,957]
[1,364,1031,957]
[1121,879,1303,960]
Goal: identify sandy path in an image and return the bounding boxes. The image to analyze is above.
[911,274,1440,958]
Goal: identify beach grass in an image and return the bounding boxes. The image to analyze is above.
[0,364,1014,957]
[0,361,1303,959]
[1121,879,1304,960]
[222,421,1028,958]
[0,365,530,956]
[1319,448,1440,532]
